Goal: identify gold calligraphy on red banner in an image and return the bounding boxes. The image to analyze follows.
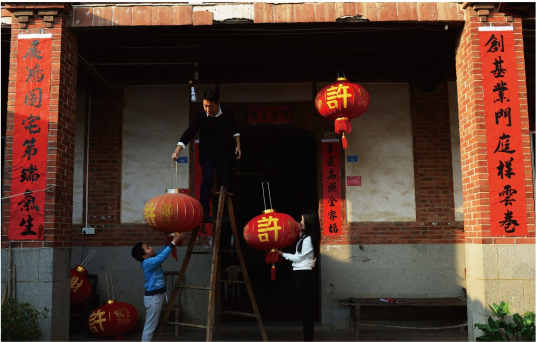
[9,34,52,240]
[248,105,291,124]
[478,26,527,237]
[322,140,342,236]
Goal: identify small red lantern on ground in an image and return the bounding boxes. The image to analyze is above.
[88,299,139,338]
[243,209,301,280]
[315,77,370,148]
[70,265,92,306]
[143,188,204,259]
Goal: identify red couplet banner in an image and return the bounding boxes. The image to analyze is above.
[322,140,342,236]
[194,141,212,236]
[478,27,527,237]
[9,34,52,240]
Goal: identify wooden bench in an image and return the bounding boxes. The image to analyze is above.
[338,297,467,340]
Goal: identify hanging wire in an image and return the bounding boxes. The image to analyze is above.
[81,249,96,267]
[110,273,115,300]
[105,274,110,301]
[267,182,273,209]
[261,182,267,211]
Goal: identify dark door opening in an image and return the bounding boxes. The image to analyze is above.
[219,125,319,323]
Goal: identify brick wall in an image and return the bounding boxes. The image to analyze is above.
[455,7,535,244]
[2,5,78,248]
[70,85,466,247]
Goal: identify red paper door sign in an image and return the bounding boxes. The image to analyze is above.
[347,176,361,186]
[322,139,342,236]
[478,26,527,237]
[9,34,52,240]
[194,140,212,236]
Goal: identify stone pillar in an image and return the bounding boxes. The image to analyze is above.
[454,4,535,340]
[2,3,77,340]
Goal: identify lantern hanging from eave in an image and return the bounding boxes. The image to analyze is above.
[243,209,301,280]
[88,299,139,338]
[143,188,204,260]
[315,77,370,148]
[70,265,92,306]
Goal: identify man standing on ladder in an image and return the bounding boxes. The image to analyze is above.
[171,90,241,223]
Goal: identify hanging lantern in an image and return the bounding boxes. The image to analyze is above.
[87,299,139,338]
[70,265,92,306]
[315,77,370,148]
[243,209,301,280]
[143,188,204,260]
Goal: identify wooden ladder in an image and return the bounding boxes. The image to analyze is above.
[154,186,268,341]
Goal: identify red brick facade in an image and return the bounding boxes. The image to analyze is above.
[455,8,535,244]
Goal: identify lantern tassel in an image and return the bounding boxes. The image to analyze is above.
[271,264,276,280]
[335,117,352,134]
[341,134,348,149]
[166,234,178,261]
[265,249,279,264]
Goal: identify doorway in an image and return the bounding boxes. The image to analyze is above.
[220,125,319,323]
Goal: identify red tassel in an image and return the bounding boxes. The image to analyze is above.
[265,250,279,264]
[335,118,352,134]
[271,265,276,280]
[342,135,348,149]
[166,235,178,261]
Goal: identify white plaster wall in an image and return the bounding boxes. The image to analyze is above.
[339,83,415,222]
[122,85,190,223]
[73,89,86,224]
[221,83,312,102]
[448,82,464,221]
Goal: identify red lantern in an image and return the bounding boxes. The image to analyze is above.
[88,299,139,338]
[143,188,204,260]
[70,265,92,306]
[315,77,370,148]
[243,209,301,280]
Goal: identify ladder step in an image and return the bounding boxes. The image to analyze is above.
[218,280,246,284]
[219,310,258,318]
[166,322,208,329]
[191,251,212,254]
[177,285,212,290]
[213,191,233,196]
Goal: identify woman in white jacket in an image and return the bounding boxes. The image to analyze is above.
[276,210,320,341]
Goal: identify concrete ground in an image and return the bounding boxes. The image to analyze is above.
[70,324,468,341]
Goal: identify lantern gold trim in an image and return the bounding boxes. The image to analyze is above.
[336,77,347,81]
[166,188,179,193]
[262,209,276,214]
[335,117,349,121]
[75,265,88,277]
[107,299,117,305]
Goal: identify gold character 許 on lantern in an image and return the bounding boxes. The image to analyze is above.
[257,216,281,242]
[326,84,352,109]
[88,309,107,333]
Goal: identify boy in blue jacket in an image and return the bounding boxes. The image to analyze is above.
[131,233,185,341]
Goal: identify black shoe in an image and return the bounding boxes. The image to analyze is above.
[202,215,212,223]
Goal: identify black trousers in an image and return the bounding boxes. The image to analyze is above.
[199,151,231,214]
[296,295,315,341]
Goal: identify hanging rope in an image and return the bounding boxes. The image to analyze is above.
[261,182,267,211]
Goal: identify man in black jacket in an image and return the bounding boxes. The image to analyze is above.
[171,90,241,222]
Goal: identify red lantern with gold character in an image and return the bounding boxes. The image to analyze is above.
[243,209,301,280]
[88,299,139,338]
[143,188,204,260]
[70,265,92,306]
[315,77,370,148]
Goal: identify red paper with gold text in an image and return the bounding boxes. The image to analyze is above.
[9,35,52,240]
[479,27,527,236]
[194,141,212,236]
[322,140,342,236]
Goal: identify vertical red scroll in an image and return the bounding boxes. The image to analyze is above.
[9,34,52,240]
[194,140,212,236]
[322,139,342,236]
[478,26,527,236]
